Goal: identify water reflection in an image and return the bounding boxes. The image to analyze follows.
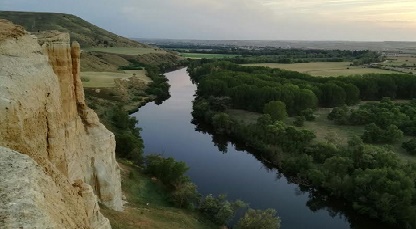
[133,68,395,229]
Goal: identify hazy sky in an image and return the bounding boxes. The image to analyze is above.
[2,0,416,41]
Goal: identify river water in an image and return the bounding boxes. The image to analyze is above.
[132,68,388,229]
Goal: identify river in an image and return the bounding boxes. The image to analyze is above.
[132,68,389,229]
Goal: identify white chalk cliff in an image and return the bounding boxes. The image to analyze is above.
[0,19,122,228]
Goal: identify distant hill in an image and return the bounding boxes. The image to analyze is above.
[0,11,148,48]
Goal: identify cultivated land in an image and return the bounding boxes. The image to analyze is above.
[180,53,239,59]
[384,55,416,67]
[101,160,216,229]
[81,70,150,88]
[84,47,167,56]
[242,62,399,77]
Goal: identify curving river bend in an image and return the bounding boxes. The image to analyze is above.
[132,68,391,229]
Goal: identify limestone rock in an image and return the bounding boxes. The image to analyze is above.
[0,20,123,228]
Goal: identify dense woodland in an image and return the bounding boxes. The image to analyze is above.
[188,60,416,228]
[168,46,383,64]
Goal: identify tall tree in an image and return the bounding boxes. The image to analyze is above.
[263,101,287,121]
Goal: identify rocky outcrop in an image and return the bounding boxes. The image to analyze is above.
[0,19,122,228]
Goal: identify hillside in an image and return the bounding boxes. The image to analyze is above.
[0,11,148,48]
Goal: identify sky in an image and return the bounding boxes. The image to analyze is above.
[2,0,416,41]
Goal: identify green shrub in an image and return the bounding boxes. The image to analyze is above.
[402,139,416,155]
[198,194,247,226]
[293,116,306,127]
[236,208,281,229]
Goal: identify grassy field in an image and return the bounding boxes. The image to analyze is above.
[84,47,167,55]
[227,107,416,162]
[180,53,239,59]
[383,55,416,67]
[226,109,260,124]
[101,160,216,229]
[227,108,363,145]
[242,62,399,77]
[299,108,364,145]
[81,70,150,88]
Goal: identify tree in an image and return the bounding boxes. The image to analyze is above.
[198,194,247,226]
[144,155,189,189]
[171,182,200,208]
[263,101,287,121]
[362,123,403,144]
[236,208,281,229]
[320,83,346,107]
[352,168,415,223]
[257,114,273,127]
[212,112,233,134]
[402,139,416,155]
[293,89,318,114]
[327,106,349,125]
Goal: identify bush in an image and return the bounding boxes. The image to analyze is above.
[327,106,349,125]
[301,108,315,121]
[144,155,189,189]
[402,139,416,155]
[170,181,200,209]
[293,116,306,127]
[198,194,247,226]
[362,123,403,144]
[115,132,143,164]
[236,208,281,229]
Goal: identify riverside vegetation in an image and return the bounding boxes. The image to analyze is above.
[0,11,282,228]
[84,58,281,228]
[188,59,416,228]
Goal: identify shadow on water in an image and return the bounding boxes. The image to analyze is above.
[134,68,398,229]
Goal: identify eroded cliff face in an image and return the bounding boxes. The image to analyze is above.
[0,19,122,228]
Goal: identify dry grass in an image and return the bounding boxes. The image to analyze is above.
[226,109,260,124]
[84,47,167,56]
[242,62,398,77]
[81,70,150,88]
[299,108,364,145]
[384,56,416,66]
[180,53,239,59]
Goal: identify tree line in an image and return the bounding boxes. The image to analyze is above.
[188,60,416,228]
[188,60,416,111]
[143,154,281,228]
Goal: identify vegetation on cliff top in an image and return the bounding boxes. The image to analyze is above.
[0,11,147,48]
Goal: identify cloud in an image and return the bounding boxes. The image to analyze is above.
[2,0,416,41]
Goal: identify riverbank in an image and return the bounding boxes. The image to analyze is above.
[132,68,355,229]
[81,57,214,227]
[101,160,217,229]
[186,61,414,228]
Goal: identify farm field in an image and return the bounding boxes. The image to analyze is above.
[242,62,399,77]
[180,52,239,59]
[81,70,149,88]
[383,55,416,67]
[84,47,167,55]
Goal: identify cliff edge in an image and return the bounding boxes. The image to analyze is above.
[0,19,122,228]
